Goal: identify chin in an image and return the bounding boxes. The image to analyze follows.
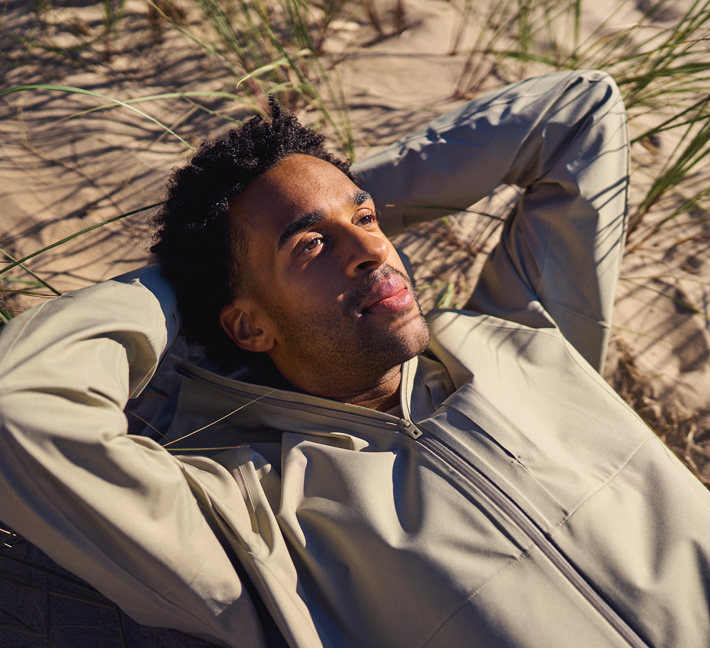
[385,312,431,364]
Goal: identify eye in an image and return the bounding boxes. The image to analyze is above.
[300,235,324,254]
[355,210,378,227]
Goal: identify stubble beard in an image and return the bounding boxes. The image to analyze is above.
[266,264,430,385]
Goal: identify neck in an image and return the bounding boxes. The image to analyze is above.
[278,363,403,412]
[334,365,402,411]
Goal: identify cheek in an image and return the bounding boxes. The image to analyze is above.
[282,272,345,311]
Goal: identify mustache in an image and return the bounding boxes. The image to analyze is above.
[346,263,415,314]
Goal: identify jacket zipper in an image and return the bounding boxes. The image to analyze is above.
[175,365,405,433]
[416,430,650,648]
[177,365,649,647]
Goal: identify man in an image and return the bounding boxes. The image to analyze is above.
[0,70,709,648]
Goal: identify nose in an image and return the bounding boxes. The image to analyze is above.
[344,226,389,277]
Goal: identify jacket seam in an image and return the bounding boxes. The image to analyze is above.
[553,435,658,532]
[420,550,531,648]
[238,463,262,537]
[559,327,659,423]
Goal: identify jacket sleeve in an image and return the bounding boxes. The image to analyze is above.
[351,70,629,372]
[0,265,267,648]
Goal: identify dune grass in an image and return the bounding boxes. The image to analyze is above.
[450,0,710,242]
[4,0,708,317]
[0,0,357,327]
[1,0,710,644]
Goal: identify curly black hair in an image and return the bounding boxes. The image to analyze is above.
[151,98,356,370]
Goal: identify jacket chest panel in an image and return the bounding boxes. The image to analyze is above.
[425,312,657,530]
[275,432,535,647]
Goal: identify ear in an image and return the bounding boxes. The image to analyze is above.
[220,298,275,354]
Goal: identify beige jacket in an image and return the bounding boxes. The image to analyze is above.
[2,71,709,648]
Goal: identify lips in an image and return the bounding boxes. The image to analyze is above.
[361,274,414,315]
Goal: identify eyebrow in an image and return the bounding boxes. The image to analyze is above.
[277,190,373,250]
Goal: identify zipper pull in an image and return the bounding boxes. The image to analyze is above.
[398,418,423,439]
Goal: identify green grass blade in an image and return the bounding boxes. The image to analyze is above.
[0,202,164,278]
[145,0,243,79]
[0,606,50,639]
[57,67,297,122]
[619,278,710,318]
[0,277,46,288]
[0,85,195,151]
[114,604,128,648]
[0,247,61,296]
[631,94,710,143]
[634,117,710,224]
[435,281,457,309]
[0,306,13,327]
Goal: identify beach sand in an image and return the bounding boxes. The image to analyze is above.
[1,0,709,643]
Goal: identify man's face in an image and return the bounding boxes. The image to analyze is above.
[226,154,430,396]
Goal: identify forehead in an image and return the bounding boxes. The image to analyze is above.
[229,154,360,237]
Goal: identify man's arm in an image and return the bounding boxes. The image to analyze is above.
[352,70,629,372]
[0,266,267,647]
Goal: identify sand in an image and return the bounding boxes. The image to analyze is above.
[1,0,710,643]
